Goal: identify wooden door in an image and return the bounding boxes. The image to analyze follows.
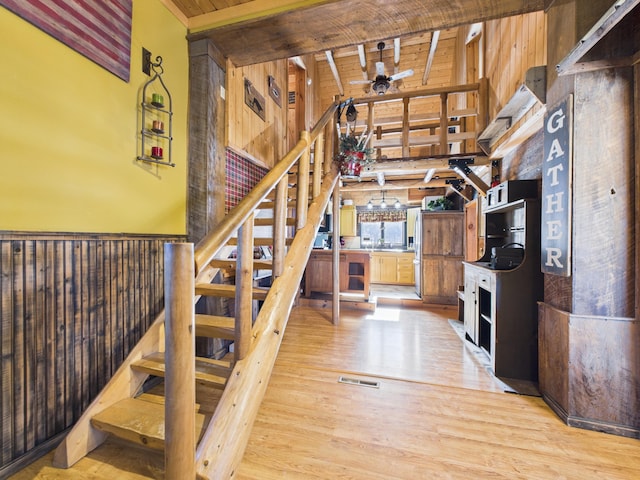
[421,213,464,256]
[464,199,479,261]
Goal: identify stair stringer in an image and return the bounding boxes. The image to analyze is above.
[52,248,234,469]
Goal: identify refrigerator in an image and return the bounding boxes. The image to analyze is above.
[413,212,422,297]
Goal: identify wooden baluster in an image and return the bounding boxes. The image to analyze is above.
[402,97,410,158]
[272,178,287,278]
[296,130,311,230]
[312,132,324,199]
[440,92,449,155]
[235,214,254,361]
[164,242,196,480]
[323,122,334,176]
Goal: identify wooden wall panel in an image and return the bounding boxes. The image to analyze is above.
[485,11,547,119]
[0,233,181,472]
[227,59,288,168]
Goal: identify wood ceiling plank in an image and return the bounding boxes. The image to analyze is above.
[186,0,545,66]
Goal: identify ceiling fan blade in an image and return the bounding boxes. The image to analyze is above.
[375,61,385,77]
[350,79,373,84]
[389,69,414,81]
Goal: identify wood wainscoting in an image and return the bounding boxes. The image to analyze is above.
[539,302,640,438]
[0,232,183,476]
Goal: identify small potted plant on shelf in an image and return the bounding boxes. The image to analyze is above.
[334,128,374,178]
[426,196,454,211]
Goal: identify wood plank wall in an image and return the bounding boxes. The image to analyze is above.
[227,59,289,169]
[0,233,182,471]
[485,12,547,118]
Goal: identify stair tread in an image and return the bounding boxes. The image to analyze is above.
[195,283,269,300]
[195,314,235,340]
[209,258,273,270]
[227,237,293,246]
[91,397,208,451]
[131,352,231,389]
[254,217,296,226]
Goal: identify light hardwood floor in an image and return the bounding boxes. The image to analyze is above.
[11,305,640,479]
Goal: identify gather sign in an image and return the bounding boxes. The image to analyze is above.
[541,96,573,276]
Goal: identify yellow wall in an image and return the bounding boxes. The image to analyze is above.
[0,1,189,234]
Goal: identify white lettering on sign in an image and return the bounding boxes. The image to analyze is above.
[546,109,566,133]
[545,139,565,162]
[545,248,564,268]
[546,220,563,240]
[541,96,572,276]
[545,192,565,213]
[546,163,564,186]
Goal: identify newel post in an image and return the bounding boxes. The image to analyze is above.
[164,242,196,479]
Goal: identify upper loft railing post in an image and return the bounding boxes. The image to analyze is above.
[296,130,311,230]
[164,242,196,480]
[439,92,449,155]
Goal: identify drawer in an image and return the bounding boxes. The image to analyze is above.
[478,272,491,289]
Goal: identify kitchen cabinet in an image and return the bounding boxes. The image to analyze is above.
[339,205,357,237]
[420,212,464,304]
[304,250,370,300]
[370,252,414,284]
[462,196,542,381]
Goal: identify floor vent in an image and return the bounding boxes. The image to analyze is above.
[338,376,380,388]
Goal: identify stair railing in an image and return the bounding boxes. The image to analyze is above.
[166,101,340,478]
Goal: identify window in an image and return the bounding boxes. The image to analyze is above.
[357,207,408,249]
[360,220,406,249]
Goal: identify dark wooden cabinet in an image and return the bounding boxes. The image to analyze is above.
[421,212,464,304]
[463,198,542,381]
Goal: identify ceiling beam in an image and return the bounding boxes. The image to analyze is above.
[188,0,331,31]
[341,177,457,192]
[325,50,344,96]
[187,1,545,66]
[449,159,490,196]
[422,30,440,85]
[362,155,491,175]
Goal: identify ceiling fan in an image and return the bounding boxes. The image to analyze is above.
[350,41,414,95]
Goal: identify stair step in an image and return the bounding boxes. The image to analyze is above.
[195,283,269,300]
[209,258,273,270]
[195,314,235,339]
[259,199,297,209]
[90,397,208,451]
[131,352,231,389]
[254,217,296,226]
[227,237,293,246]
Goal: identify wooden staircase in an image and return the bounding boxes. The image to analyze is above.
[52,103,340,478]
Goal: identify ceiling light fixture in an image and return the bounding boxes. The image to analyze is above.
[366,191,402,209]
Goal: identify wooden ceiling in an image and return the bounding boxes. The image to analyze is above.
[164,0,545,204]
[166,0,545,66]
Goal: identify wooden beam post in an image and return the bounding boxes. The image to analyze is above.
[164,242,196,480]
[332,183,341,325]
[235,214,255,360]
